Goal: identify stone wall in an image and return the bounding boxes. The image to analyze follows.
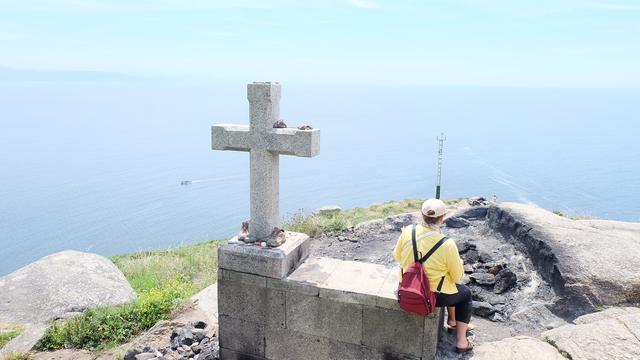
[217,234,443,360]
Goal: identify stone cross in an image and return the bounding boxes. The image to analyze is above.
[211,82,320,242]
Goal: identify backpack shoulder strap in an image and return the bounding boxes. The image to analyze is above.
[410,225,419,262]
[419,235,449,264]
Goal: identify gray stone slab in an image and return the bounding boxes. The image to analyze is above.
[266,277,319,296]
[318,260,388,306]
[376,268,401,310]
[423,308,444,359]
[472,336,566,360]
[266,327,371,360]
[362,306,425,357]
[218,276,285,328]
[218,268,267,287]
[286,291,363,345]
[287,256,342,286]
[218,232,310,278]
[543,317,640,360]
[219,347,268,360]
[218,315,265,357]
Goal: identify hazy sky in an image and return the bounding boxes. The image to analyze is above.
[1,0,639,86]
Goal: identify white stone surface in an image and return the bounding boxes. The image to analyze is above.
[472,336,566,360]
[288,256,403,309]
[542,309,640,360]
[211,82,320,241]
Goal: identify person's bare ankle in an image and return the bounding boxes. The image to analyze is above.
[447,320,456,327]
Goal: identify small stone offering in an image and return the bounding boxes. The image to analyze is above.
[273,119,287,128]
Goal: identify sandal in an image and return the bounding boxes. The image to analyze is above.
[455,338,475,353]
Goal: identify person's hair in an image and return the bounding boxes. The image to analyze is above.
[422,212,445,225]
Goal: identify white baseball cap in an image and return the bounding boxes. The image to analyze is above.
[421,199,446,217]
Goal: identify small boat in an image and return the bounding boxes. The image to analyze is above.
[180,180,192,186]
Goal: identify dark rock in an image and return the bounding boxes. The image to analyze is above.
[445,216,471,229]
[198,347,218,360]
[487,294,507,305]
[470,272,496,286]
[467,197,488,206]
[478,250,495,263]
[473,301,496,317]
[462,249,479,264]
[191,320,207,329]
[456,240,476,254]
[193,330,207,343]
[457,206,489,220]
[134,353,156,360]
[484,262,506,275]
[170,336,180,350]
[490,312,506,322]
[494,268,518,294]
[463,264,473,274]
[337,236,347,242]
[124,349,141,360]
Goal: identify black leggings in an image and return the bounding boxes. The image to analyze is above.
[436,283,472,324]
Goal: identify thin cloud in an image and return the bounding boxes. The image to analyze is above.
[586,2,640,10]
[350,0,378,9]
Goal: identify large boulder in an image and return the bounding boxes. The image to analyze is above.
[542,307,640,360]
[487,203,640,312]
[472,336,565,360]
[0,250,136,354]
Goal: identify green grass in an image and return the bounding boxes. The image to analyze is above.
[3,353,31,360]
[35,240,226,351]
[111,240,225,294]
[36,276,191,351]
[0,326,24,350]
[285,198,464,237]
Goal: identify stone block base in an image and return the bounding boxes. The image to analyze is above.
[218,256,444,360]
[217,231,310,279]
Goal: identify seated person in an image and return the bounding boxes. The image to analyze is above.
[393,199,474,353]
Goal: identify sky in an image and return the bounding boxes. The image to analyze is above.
[1,0,639,87]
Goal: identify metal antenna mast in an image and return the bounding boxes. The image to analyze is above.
[435,133,446,199]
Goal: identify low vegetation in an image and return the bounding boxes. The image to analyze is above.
[285,198,464,237]
[36,276,191,351]
[111,240,225,294]
[2,353,31,360]
[553,210,594,220]
[0,325,24,350]
[36,240,225,351]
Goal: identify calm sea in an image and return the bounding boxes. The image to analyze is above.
[1,81,638,275]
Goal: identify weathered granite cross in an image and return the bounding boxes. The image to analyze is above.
[211,82,320,243]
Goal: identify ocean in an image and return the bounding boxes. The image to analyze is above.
[1,81,638,275]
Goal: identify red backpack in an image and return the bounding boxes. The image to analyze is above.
[397,225,448,316]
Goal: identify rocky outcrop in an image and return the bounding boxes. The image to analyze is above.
[487,203,640,314]
[543,307,640,360]
[472,336,566,360]
[0,250,136,355]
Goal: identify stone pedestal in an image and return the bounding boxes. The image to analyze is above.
[217,232,310,279]
[217,252,444,360]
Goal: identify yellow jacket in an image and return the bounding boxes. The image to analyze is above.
[392,224,464,295]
